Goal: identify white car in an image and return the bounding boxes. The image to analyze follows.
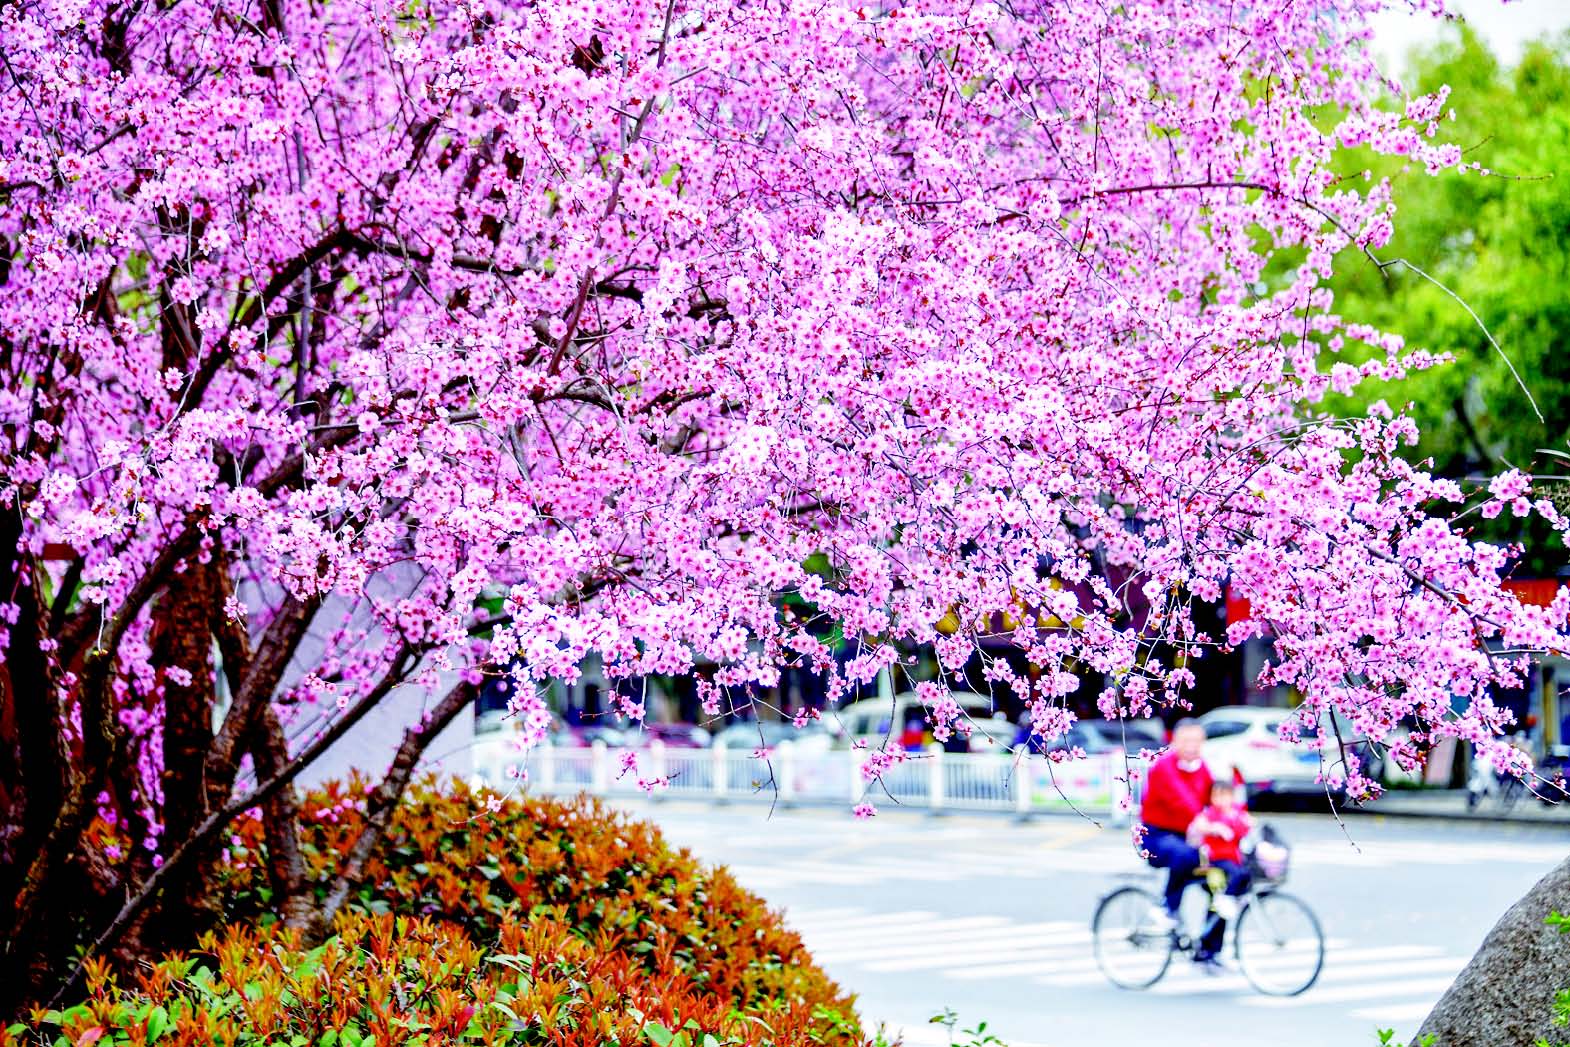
[1198,706,1364,796]
[713,720,838,754]
[832,691,1008,753]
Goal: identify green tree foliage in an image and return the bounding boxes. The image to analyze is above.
[1329,28,1570,575]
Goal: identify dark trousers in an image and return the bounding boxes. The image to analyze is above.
[1141,826,1201,914]
[1141,827,1249,959]
[1200,859,1250,958]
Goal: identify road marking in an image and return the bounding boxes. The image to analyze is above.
[812,924,1086,963]
[1304,957,1461,982]
[736,853,1134,887]
[786,900,1477,1029]
[1243,976,1459,1007]
[949,953,1124,980]
[1042,940,1347,987]
[1288,840,1568,868]
[1039,822,1106,849]
[1142,955,1461,997]
[733,861,914,885]
[852,933,1095,971]
[1352,1002,1435,1023]
[778,905,866,925]
[787,907,952,929]
[784,909,943,934]
[797,915,1016,946]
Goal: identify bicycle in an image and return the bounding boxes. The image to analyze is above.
[1090,825,1325,996]
[1466,757,1526,813]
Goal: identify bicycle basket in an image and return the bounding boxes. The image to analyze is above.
[1247,823,1291,882]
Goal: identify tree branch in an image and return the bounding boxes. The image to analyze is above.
[204,594,319,811]
[315,674,481,930]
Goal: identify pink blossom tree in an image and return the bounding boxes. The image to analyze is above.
[1,0,1564,1022]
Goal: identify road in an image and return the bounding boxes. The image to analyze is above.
[608,797,1569,1047]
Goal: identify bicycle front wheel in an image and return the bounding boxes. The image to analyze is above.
[1091,886,1174,990]
[1234,890,1325,996]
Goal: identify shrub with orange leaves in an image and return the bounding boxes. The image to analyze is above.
[7,782,868,1047]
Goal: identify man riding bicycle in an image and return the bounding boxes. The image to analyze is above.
[1137,717,1248,971]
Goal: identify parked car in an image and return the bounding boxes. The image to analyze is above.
[1034,717,1165,757]
[557,722,633,748]
[832,691,1005,753]
[713,720,838,753]
[1197,706,1368,796]
[633,722,713,748]
[475,708,517,736]
[477,709,634,747]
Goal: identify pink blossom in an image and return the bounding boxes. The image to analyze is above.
[1,0,1563,847]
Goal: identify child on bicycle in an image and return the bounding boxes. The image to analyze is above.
[1193,777,1252,925]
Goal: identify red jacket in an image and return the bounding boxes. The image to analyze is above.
[1198,804,1251,864]
[1140,752,1213,833]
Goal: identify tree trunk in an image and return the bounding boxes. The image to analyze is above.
[1417,854,1570,1046]
[250,703,315,930]
[138,560,225,954]
[0,529,69,922]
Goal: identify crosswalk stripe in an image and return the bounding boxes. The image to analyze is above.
[816,936,1088,967]
[742,843,1569,887]
[947,952,1119,980]
[823,860,970,881]
[783,906,865,923]
[780,860,970,883]
[730,863,870,885]
[1144,955,1461,998]
[1288,841,1566,868]
[936,952,1109,981]
[799,915,1015,946]
[808,921,1083,958]
[1262,944,1437,966]
[853,934,1094,972]
[972,943,1418,988]
[872,948,1092,979]
[1306,957,1461,982]
[786,902,1466,1019]
[1040,940,1349,988]
[740,856,1135,885]
[797,916,1029,941]
[785,910,941,933]
[1352,1002,1436,1023]
[1243,976,1458,1007]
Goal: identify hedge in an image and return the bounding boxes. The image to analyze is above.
[7,780,866,1047]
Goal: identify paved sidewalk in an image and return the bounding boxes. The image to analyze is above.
[1349,788,1570,824]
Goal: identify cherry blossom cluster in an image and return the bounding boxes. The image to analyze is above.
[3,0,1564,826]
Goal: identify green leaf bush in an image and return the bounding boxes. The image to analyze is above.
[7,780,865,1047]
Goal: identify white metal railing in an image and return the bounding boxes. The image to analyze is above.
[470,735,1142,823]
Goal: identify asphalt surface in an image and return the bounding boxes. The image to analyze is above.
[608,797,1569,1047]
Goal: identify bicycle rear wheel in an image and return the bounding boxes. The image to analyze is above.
[1234,890,1324,996]
[1500,776,1523,813]
[1092,886,1174,990]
